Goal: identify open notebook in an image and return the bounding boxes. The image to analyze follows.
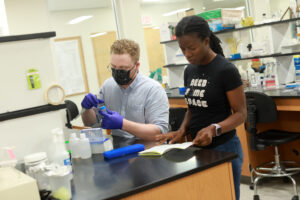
[139,142,193,156]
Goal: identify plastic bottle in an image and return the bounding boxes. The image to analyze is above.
[50,128,71,167]
[79,133,92,159]
[237,65,247,81]
[69,133,80,159]
[247,63,256,86]
[24,152,50,190]
[294,55,300,82]
[271,62,279,88]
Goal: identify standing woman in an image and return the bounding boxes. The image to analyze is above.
[156,15,246,200]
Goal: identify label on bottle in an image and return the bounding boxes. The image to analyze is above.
[64,158,71,166]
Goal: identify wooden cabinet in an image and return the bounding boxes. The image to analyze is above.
[169,97,300,178]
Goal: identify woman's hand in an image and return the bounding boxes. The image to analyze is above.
[193,125,215,146]
[155,130,185,145]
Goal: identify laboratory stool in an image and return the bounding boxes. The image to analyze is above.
[245,91,300,200]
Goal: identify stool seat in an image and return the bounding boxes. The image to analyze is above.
[257,130,300,146]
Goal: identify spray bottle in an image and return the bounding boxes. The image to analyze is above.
[50,128,71,167]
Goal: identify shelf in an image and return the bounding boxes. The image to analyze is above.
[228,51,300,61]
[214,17,300,34]
[160,17,300,44]
[0,103,66,122]
[163,51,300,67]
[160,39,177,44]
[0,31,56,43]
[163,63,188,68]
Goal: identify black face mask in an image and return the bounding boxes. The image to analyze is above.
[112,67,135,85]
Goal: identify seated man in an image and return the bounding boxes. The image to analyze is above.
[81,39,169,141]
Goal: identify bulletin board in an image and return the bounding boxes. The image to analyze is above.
[54,36,89,97]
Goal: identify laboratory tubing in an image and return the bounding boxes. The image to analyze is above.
[79,133,92,159]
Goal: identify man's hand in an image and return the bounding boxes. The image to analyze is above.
[99,108,123,129]
[192,125,215,146]
[81,93,104,109]
[155,130,185,145]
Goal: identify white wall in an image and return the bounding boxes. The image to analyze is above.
[0,38,65,160]
[4,0,194,127]
[187,0,204,14]
[5,0,51,34]
[115,0,150,75]
[0,0,9,35]
[269,0,290,18]
[49,8,116,126]
[49,2,194,126]
[141,2,190,27]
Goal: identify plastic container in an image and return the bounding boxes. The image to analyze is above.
[103,138,113,152]
[24,152,50,190]
[69,133,80,159]
[294,55,300,82]
[0,146,17,168]
[81,128,105,154]
[79,134,92,159]
[178,87,186,95]
[47,166,72,200]
[230,53,241,60]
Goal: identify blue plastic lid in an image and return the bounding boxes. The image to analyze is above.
[99,105,106,111]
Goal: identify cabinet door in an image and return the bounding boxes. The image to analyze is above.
[144,27,167,76]
[91,31,117,87]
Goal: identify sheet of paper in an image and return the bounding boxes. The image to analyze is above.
[139,142,193,156]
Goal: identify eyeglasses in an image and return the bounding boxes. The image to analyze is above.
[107,63,136,72]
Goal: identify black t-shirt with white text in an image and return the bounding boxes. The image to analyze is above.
[184,54,242,148]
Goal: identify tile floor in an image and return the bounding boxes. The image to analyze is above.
[240,175,300,200]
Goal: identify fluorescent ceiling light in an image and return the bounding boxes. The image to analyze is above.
[90,32,107,37]
[234,6,245,10]
[163,8,191,17]
[143,0,160,2]
[68,16,93,24]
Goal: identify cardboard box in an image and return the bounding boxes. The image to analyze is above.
[177,8,195,20]
[198,8,243,32]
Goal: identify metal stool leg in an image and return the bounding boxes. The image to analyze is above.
[250,167,256,190]
[253,176,264,195]
[286,176,299,197]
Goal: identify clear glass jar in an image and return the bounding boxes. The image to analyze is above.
[24,152,50,190]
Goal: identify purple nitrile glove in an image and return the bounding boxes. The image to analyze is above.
[81,93,104,109]
[99,108,123,129]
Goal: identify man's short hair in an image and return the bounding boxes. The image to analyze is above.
[110,39,140,63]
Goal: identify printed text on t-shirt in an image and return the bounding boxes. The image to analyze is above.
[185,78,208,108]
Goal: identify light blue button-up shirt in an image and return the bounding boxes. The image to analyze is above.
[95,72,169,138]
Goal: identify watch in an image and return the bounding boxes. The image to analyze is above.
[212,123,222,137]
